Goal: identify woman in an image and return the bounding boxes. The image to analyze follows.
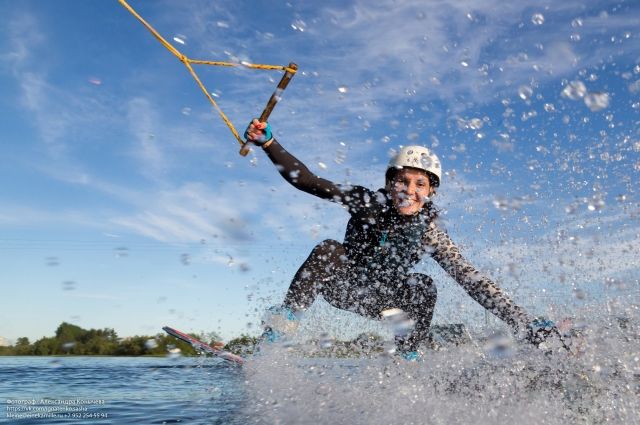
[245,120,558,359]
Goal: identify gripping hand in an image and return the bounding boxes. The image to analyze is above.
[244,119,273,146]
[526,317,558,347]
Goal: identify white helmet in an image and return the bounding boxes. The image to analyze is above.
[386,146,442,187]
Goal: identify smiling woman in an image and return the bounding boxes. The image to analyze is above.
[244,120,567,359]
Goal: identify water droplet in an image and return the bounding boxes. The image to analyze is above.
[468,118,483,130]
[587,197,605,211]
[88,77,102,86]
[570,33,581,42]
[173,34,187,45]
[181,107,191,116]
[573,288,586,300]
[181,253,190,265]
[416,11,426,20]
[561,80,587,100]
[337,86,348,94]
[166,346,182,359]
[319,332,333,349]
[315,383,331,396]
[634,65,640,74]
[145,339,158,349]
[381,308,415,337]
[531,13,545,25]
[62,281,76,291]
[318,162,327,169]
[62,342,76,351]
[518,85,533,100]
[216,21,229,28]
[571,18,583,28]
[114,247,128,258]
[584,92,610,111]
[291,19,306,32]
[460,60,469,68]
[543,103,556,113]
[484,332,514,358]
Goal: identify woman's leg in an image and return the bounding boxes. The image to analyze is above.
[387,273,438,352]
[283,239,352,311]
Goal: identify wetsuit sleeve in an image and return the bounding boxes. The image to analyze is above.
[424,223,533,332]
[263,139,374,211]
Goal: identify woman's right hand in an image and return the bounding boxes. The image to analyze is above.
[244,119,273,145]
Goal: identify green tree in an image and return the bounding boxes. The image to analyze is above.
[33,337,60,355]
[225,334,258,356]
[14,337,32,355]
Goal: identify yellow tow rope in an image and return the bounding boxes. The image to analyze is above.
[118,0,297,155]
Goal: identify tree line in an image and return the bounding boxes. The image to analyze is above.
[0,322,257,357]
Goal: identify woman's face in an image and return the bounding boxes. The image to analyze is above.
[389,168,434,216]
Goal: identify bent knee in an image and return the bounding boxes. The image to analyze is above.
[314,239,344,254]
[406,273,437,295]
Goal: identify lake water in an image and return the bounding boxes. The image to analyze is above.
[1,310,639,425]
[0,356,246,424]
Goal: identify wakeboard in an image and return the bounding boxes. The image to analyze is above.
[163,326,244,365]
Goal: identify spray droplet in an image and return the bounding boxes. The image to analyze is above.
[584,92,610,111]
[62,342,76,351]
[531,13,545,25]
[291,19,307,32]
[173,35,187,45]
[181,107,191,116]
[166,346,182,359]
[469,118,483,130]
[318,162,327,169]
[114,247,128,258]
[561,81,587,100]
[62,281,77,291]
[145,339,158,349]
[338,86,348,94]
[571,18,583,28]
[543,103,556,113]
[518,85,533,100]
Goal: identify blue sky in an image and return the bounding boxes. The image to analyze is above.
[1,0,638,344]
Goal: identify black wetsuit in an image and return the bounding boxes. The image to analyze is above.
[264,140,533,351]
